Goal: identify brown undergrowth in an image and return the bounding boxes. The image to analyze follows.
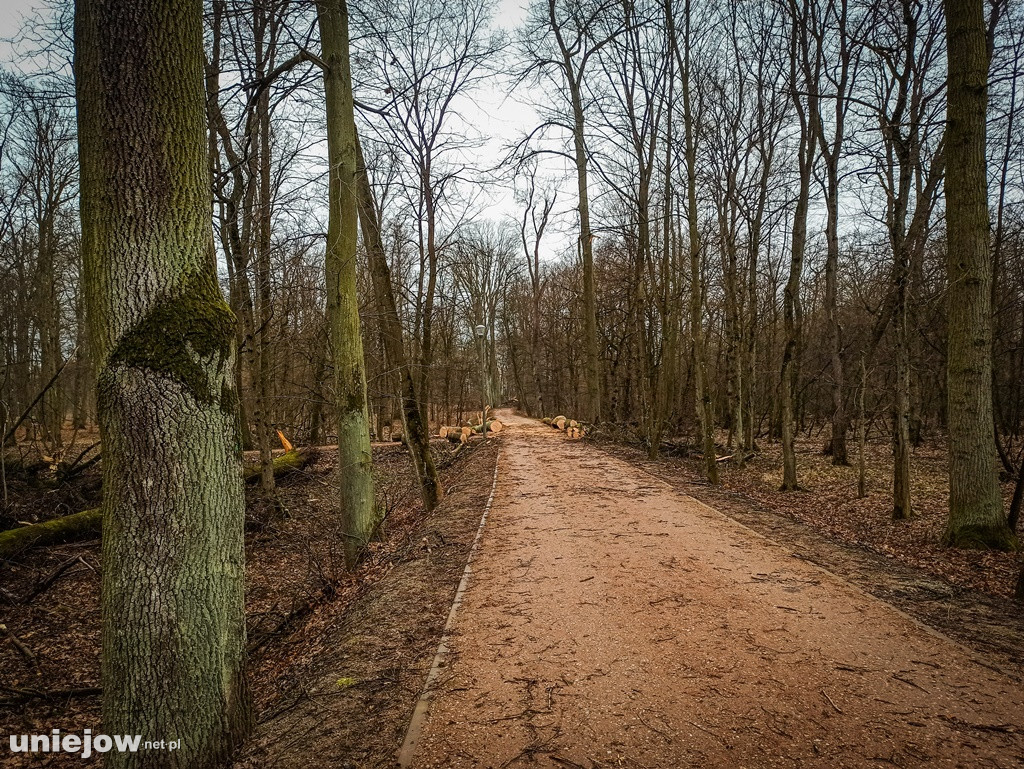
[0,438,498,767]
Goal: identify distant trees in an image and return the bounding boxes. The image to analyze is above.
[500,0,1022,557]
[5,0,1024,661]
[352,0,502,420]
[516,0,621,424]
[75,0,251,765]
[0,73,78,456]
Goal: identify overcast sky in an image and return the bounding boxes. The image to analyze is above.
[0,0,578,261]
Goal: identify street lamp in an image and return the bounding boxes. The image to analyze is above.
[475,324,487,443]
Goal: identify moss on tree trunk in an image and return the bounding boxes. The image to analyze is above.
[74,0,252,765]
[943,0,1017,550]
[318,0,377,569]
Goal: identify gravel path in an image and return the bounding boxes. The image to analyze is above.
[407,412,1023,768]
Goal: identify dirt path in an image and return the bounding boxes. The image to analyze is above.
[405,413,1023,769]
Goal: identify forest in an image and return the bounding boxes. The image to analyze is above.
[1,0,1024,766]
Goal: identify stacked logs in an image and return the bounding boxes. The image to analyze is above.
[541,415,586,439]
[437,420,504,444]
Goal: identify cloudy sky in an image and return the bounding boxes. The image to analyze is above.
[0,0,578,260]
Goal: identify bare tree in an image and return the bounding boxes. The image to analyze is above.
[75,0,252,763]
[318,0,377,567]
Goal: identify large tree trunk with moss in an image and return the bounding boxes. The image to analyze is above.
[943,0,1016,550]
[74,0,252,765]
[318,0,377,568]
[355,137,441,512]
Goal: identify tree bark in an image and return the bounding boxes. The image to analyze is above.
[74,0,252,764]
[318,0,377,568]
[671,0,718,484]
[549,0,601,424]
[942,0,1016,549]
[355,136,441,512]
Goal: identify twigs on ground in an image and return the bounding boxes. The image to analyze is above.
[821,690,843,713]
[21,555,89,603]
[0,623,37,666]
[0,686,101,707]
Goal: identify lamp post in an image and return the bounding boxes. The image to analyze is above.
[475,323,487,443]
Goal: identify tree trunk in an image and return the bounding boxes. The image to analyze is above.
[780,0,815,492]
[74,0,252,764]
[824,168,848,465]
[942,0,1015,549]
[573,92,602,427]
[892,270,913,519]
[355,136,441,512]
[549,0,601,425]
[318,0,377,568]
[673,0,717,485]
[254,64,276,495]
[858,357,867,499]
[36,207,64,450]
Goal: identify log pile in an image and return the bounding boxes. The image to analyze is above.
[438,420,504,445]
[544,415,587,439]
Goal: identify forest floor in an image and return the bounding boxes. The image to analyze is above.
[0,434,498,768]
[405,412,1023,768]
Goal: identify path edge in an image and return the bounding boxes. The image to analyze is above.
[396,448,500,767]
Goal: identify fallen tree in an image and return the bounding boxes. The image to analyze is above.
[0,449,314,559]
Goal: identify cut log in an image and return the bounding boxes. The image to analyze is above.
[0,450,314,559]
[243,449,313,483]
[471,420,504,434]
[541,417,552,425]
[554,416,567,430]
[0,508,101,560]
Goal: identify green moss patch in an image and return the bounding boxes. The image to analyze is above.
[109,272,236,405]
[943,523,1020,552]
